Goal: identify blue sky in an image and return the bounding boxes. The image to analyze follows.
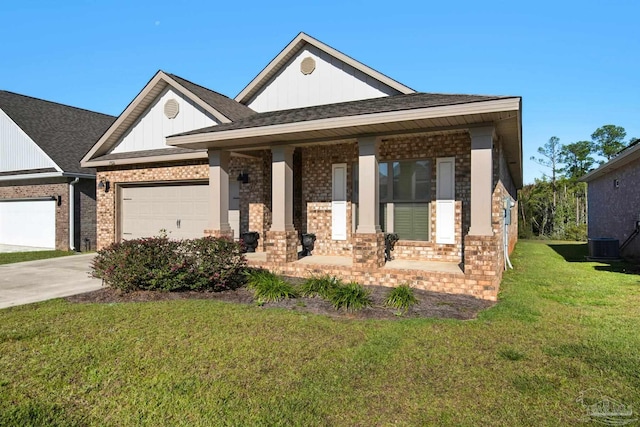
[2,0,638,184]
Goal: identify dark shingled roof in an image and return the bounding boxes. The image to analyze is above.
[167,73,255,121]
[0,91,116,174]
[174,92,514,137]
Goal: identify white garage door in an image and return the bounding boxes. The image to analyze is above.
[121,183,240,241]
[0,199,56,248]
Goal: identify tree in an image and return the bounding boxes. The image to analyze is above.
[531,136,562,207]
[559,140,596,179]
[591,125,627,160]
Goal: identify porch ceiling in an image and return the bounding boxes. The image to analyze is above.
[167,97,523,188]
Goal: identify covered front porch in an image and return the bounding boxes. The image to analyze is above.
[166,94,522,300]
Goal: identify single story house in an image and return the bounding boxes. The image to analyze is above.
[0,91,115,250]
[81,33,522,300]
[581,141,640,259]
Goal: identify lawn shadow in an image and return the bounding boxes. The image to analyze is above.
[548,243,589,262]
[548,242,640,276]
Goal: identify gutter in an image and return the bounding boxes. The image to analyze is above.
[0,172,95,182]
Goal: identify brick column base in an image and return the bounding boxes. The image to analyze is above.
[463,234,502,300]
[204,229,234,239]
[352,232,385,269]
[266,230,299,264]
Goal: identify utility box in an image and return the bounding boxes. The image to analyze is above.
[588,238,620,259]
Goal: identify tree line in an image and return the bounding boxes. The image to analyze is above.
[519,125,638,240]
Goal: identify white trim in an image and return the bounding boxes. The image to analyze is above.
[0,172,94,182]
[235,32,415,104]
[168,98,521,147]
[0,107,62,173]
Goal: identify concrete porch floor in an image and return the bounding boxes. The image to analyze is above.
[245,252,463,274]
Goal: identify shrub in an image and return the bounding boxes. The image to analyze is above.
[91,236,246,292]
[244,269,298,302]
[329,282,372,312]
[384,284,418,312]
[299,274,341,298]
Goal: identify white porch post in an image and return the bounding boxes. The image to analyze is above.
[207,149,232,236]
[356,136,381,234]
[270,145,295,232]
[468,127,495,236]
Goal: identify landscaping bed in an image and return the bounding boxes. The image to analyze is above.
[66,283,492,320]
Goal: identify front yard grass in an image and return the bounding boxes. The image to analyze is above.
[0,250,74,265]
[1,240,639,425]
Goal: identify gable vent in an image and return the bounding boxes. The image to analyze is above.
[300,56,316,75]
[164,99,180,119]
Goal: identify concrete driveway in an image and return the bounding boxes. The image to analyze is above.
[0,254,103,309]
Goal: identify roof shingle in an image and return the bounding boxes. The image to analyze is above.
[0,91,116,174]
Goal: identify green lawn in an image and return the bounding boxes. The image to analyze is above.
[1,241,639,426]
[0,250,74,265]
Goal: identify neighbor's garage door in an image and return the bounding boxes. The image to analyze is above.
[0,199,56,248]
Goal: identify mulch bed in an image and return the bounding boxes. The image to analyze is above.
[66,283,494,320]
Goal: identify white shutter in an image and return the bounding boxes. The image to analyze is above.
[436,157,456,244]
[332,163,347,240]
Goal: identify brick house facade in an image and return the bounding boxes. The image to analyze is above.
[84,33,522,301]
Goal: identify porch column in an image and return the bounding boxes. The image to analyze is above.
[356,136,381,234]
[205,149,233,238]
[353,136,385,269]
[468,127,495,236]
[267,145,298,263]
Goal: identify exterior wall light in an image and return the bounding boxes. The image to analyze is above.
[98,179,111,193]
[237,172,249,184]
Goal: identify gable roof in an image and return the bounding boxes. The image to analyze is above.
[235,32,415,105]
[81,71,254,165]
[0,90,115,174]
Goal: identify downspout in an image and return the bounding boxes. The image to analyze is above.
[69,177,80,251]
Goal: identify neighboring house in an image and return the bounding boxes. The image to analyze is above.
[581,141,640,259]
[0,91,115,250]
[82,33,522,300]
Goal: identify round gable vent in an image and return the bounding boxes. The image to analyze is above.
[300,56,316,75]
[164,99,180,119]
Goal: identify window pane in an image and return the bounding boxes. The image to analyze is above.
[414,161,431,201]
[379,203,386,232]
[394,202,429,241]
[393,161,414,200]
[352,163,359,203]
[379,163,388,201]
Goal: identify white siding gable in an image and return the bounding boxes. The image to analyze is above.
[0,108,59,173]
[112,88,218,154]
[247,45,402,112]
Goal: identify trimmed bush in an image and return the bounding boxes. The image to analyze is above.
[244,269,298,302]
[384,284,418,312]
[329,282,372,312]
[300,274,341,298]
[91,236,246,292]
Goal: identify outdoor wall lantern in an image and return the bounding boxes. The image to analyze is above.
[53,195,62,206]
[237,172,249,184]
[98,179,111,193]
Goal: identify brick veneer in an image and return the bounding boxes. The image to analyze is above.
[0,181,70,250]
[95,128,518,300]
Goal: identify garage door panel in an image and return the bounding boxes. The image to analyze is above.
[0,200,56,248]
[121,184,216,241]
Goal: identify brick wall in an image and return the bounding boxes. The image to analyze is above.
[0,181,70,250]
[76,178,96,251]
[588,158,640,259]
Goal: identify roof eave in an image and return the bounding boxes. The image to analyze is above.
[581,143,640,182]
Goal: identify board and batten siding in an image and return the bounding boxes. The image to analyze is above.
[0,108,59,173]
[246,45,401,113]
[112,88,218,154]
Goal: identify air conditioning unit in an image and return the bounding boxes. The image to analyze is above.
[588,238,620,259]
